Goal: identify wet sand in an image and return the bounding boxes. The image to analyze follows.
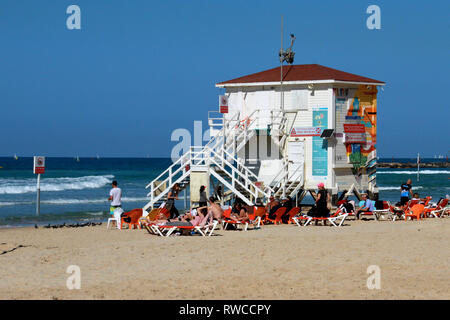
[0,218,449,300]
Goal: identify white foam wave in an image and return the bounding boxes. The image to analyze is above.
[0,202,18,207]
[377,170,450,175]
[377,186,423,191]
[42,197,148,205]
[0,197,148,206]
[0,175,114,195]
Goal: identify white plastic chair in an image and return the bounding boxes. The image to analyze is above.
[107,208,124,229]
[107,216,120,229]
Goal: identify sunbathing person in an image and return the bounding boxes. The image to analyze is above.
[411,193,429,204]
[229,202,249,223]
[198,197,224,221]
[163,208,213,228]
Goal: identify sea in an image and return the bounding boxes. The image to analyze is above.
[0,157,448,228]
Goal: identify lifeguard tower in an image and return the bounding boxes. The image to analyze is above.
[142,38,385,212]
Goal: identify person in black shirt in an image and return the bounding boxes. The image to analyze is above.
[400,179,413,207]
[166,183,180,219]
[199,185,207,208]
[281,196,293,224]
[315,183,330,225]
[266,196,281,219]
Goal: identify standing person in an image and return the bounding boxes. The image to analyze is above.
[400,179,413,207]
[108,180,122,229]
[199,185,207,208]
[166,183,181,219]
[108,180,122,214]
[315,183,330,225]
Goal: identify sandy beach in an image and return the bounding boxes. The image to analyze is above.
[0,218,449,300]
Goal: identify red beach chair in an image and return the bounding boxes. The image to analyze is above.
[265,207,287,225]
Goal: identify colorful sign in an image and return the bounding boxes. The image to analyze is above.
[312,109,328,177]
[344,132,366,144]
[33,156,45,174]
[219,95,228,113]
[343,124,365,133]
[290,127,322,137]
[345,85,378,175]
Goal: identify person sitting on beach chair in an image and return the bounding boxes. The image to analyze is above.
[197,196,225,227]
[411,193,431,205]
[356,193,375,220]
[228,202,249,223]
[266,197,281,220]
[160,208,213,234]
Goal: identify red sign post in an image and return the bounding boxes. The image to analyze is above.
[33,156,45,174]
[33,156,45,215]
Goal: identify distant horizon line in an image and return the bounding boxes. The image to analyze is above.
[0,155,448,160]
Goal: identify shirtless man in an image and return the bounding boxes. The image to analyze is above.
[198,196,224,221]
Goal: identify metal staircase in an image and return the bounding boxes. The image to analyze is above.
[142,107,305,211]
[269,109,289,147]
[143,110,272,211]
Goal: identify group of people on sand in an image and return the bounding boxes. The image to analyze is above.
[108,176,448,231]
[150,196,225,234]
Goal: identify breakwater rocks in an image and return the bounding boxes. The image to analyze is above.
[378,162,449,168]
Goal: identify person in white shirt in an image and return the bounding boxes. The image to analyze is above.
[108,180,122,228]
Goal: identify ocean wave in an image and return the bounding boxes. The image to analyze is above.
[377,186,423,191]
[42,197,148,205]
[377,170,450,175]
[0,202,19,207]
[0,196,148,206]
[0,175,114,195]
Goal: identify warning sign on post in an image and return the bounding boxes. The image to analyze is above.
[33,156,45,174]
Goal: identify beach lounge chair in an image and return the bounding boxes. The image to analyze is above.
[404,204,426,221]
[292,207,348,227]
[373,201,392,220]
[152,224,193,237]
[285,207,301,224]
[424,198,448,218]
[265,207,287,225]
[222,207,260,231]
[151,220,219,237]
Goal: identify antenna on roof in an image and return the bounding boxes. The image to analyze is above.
[278,16,296,111]
[279,34,296,64]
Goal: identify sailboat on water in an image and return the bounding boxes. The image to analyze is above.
[76,156,80,162]
[13,154,18,160]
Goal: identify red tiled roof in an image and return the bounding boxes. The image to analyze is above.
[217,64,384,85]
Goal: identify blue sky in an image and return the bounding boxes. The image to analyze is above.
[0,0,449,158]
